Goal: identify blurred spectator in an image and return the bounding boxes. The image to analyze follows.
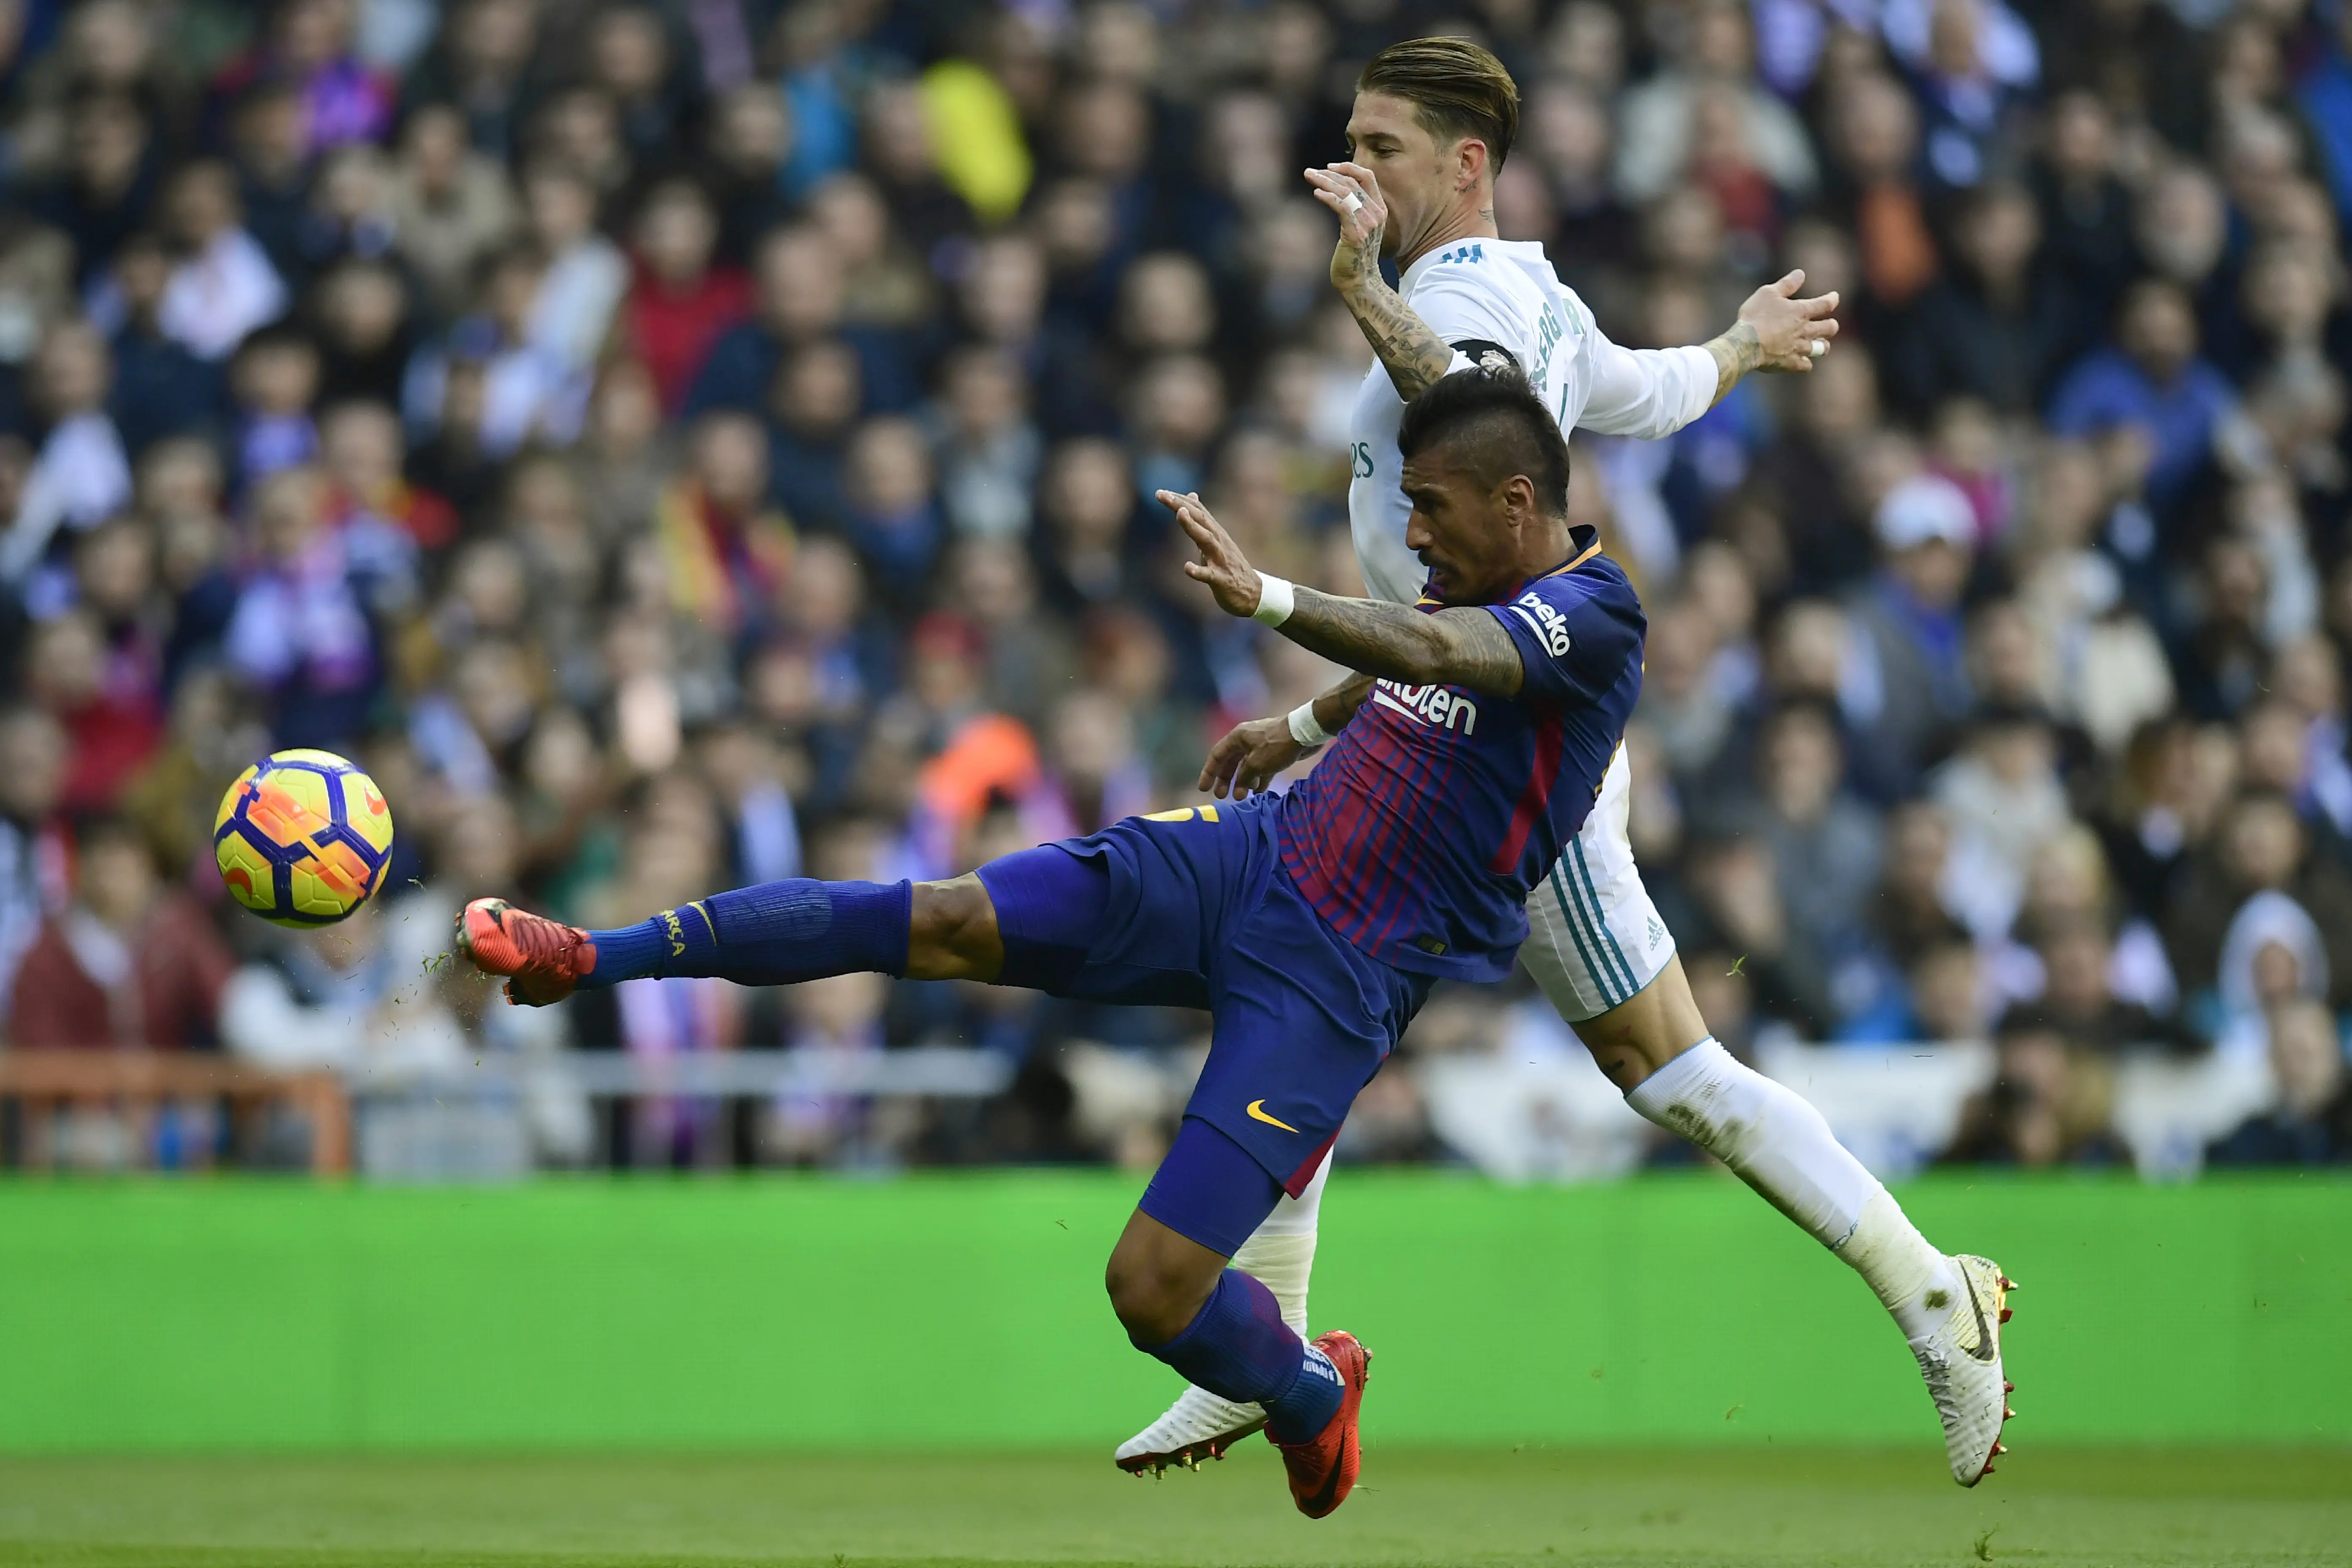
[520,160,626,375]
[405,243,587,457]
[2204,999,2352,1166]
[5,816,232,1050]
[2029,914,2178,1056]
[2,320,133,587]
[401,0,541,160]
[1658,835,1833,1035]
[1944,1010,2126,1167]
[1824,72,1939,313]
[654,411,792,643]
[387,100,519,320]
[2047,278,2234,508]
[841,415,942,594]
[223,466,385,749]
[226,80,313,286]
[229,326,323,486]
[35,522,166,811]
[1883,181,2069,419]
[687,222,916,418]
[2302,2,2352,226]
[1897,0,2036,191]
[706,85,797,269]
[2166,791,2352,1032]
[2029,91,2134,324]
[154,161,288,362]
[101,231,230,457]
[584,5,692,166]
[1843,474,1977,795]
[210,0,396,156]
[1730,701,1882,953]
[2008,441,2175,753]
[310,256,419,408]
[1614,2,1816,207]
[0,706,69,1026]
[34,94,158,289]
[621,177,751,414]
[1933,704,2073,938]
[321,399,455,554]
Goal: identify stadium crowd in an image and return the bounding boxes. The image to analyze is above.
[1,0,2350,1175]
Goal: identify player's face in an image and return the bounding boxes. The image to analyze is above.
[1345,93,1456,257]
[1400,447,1522,604]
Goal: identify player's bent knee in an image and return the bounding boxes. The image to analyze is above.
[906,875,1003,981]
[1104,1234,1216,1346]
[1571,954,1710,1090]
[1104,1255,1191,1346]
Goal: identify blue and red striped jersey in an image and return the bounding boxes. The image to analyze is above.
[1273,526,1644,981]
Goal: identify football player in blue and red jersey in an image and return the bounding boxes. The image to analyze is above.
[457,370,1991,1517]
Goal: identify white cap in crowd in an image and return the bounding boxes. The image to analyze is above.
[1874,474,1977,553]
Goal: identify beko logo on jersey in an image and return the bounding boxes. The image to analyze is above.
[1372,679,1478,735]
[1511,593,1573,657]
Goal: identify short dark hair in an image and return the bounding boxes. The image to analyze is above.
[1396,367,1571,516]
[1358,37,1520,169]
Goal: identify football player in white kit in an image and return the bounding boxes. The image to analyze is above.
[1116,37,2014,1489]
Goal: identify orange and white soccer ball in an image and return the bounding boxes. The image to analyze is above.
[213,749,396,927]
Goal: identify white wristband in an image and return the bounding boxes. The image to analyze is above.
[1288,700,1334,749]
[1251,572,1296,627]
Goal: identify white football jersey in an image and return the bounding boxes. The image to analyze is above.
[1345,238,1719,605]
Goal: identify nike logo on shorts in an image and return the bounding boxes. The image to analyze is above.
[1247,1100,1299,1132]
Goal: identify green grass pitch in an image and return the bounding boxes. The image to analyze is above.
[0,1446,2345,1567]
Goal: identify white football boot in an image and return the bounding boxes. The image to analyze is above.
[1114,1385,1267,1475]
[1909,1254,2016,1485]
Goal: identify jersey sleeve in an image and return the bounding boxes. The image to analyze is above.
[1486,574,1644,709]
[1407,266,1534,374]
[1576,311,1718,438]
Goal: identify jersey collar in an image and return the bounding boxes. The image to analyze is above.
[1509,525,1603,598]
[1399,235,1515,295]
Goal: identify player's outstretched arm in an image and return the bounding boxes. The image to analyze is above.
[1163,490,1525,697]
[1701,270,1841,403]
[1305,162,1456,401]
[1198,673,1375,800]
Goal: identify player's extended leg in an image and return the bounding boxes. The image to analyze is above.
[456,874,1008,1003]
[1522,757,2013,1485]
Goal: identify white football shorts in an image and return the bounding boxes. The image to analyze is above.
[1520,745,1676,1023]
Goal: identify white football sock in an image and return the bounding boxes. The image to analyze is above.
[1625,1039,1955,1339]
[1230,1154,1327,1337]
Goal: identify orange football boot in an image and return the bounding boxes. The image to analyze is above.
[1272,1330,1370,1519]
[456,898,596,1005]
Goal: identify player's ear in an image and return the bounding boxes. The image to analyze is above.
[1497,472,1535,527]
[1456,136,1487,192]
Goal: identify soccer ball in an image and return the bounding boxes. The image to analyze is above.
[213,749,396,928]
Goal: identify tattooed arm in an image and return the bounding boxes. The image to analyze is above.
[1161,490,1527,697]
[1700,271,1843,406]
[1303,162,1459,400]
[1275,589,1525,696]
[1704,321,1766,405]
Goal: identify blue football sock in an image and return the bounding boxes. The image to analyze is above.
[1138,1270,1345,1444]
[584,918,668,982]
[579,879,912,988]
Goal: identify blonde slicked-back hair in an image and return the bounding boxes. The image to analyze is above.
[1356,36,1521,169]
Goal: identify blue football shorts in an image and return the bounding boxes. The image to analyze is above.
[977,796,1430,1206]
